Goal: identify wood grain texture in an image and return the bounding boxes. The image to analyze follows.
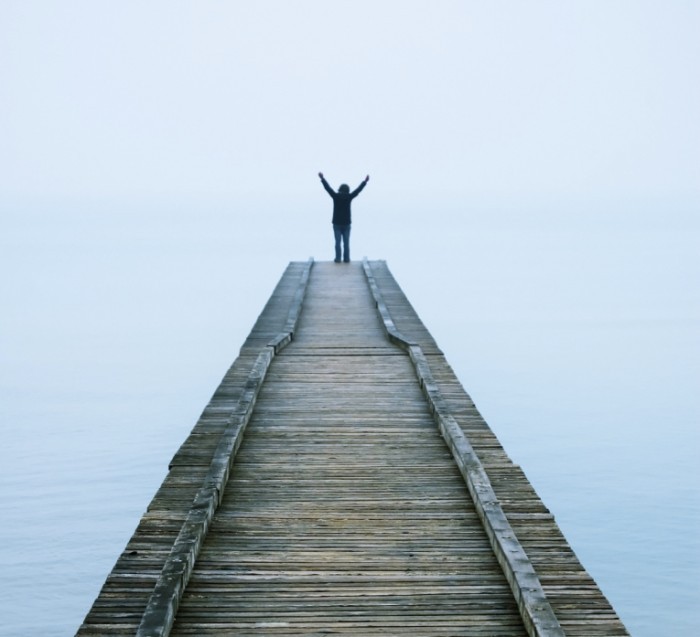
[366,259,630,637]
[169,262,526,636]
[77,260,629,637]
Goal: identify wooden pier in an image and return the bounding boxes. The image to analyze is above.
[76,260,629,637]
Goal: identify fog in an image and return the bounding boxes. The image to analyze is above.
[1,2,698,635]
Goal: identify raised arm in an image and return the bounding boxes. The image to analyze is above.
[350,174,370,197]
[318,172,335,197]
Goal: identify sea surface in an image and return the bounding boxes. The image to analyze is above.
[1,199,698,636]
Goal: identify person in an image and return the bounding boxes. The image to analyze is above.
[318,172,369,263]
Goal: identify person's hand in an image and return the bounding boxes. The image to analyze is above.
[365,175,370,183]
[318,172,324,179]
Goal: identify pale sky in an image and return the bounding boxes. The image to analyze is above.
[2,1,698,210]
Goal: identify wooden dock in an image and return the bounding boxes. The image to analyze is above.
[76,260,629,637]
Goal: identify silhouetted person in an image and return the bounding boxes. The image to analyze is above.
[319,172,369,263]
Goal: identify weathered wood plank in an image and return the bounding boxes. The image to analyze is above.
[76,261,314,637]
[168,262,527,636]
[365,259,629,637]
[77,259,629,637]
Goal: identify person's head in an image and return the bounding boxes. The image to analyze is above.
[339,184,350,194]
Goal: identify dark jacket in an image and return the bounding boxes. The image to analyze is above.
[321,177,367,225]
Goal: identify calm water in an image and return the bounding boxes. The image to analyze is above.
[1,200,698,636]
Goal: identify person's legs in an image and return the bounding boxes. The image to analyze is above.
[333,225,342,262]
[342,225,351,262]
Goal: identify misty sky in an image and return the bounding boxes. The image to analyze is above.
[2,1,698,210]
[3,1,698,344]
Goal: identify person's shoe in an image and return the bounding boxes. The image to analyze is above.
[334,259,341,263]
[343,259,350,263]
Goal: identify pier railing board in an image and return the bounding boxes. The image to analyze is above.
[76,259,629,637]
[364,259,629,636]
[135,259,314,637]
[75,260,313,636]
[363,259,563,637]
